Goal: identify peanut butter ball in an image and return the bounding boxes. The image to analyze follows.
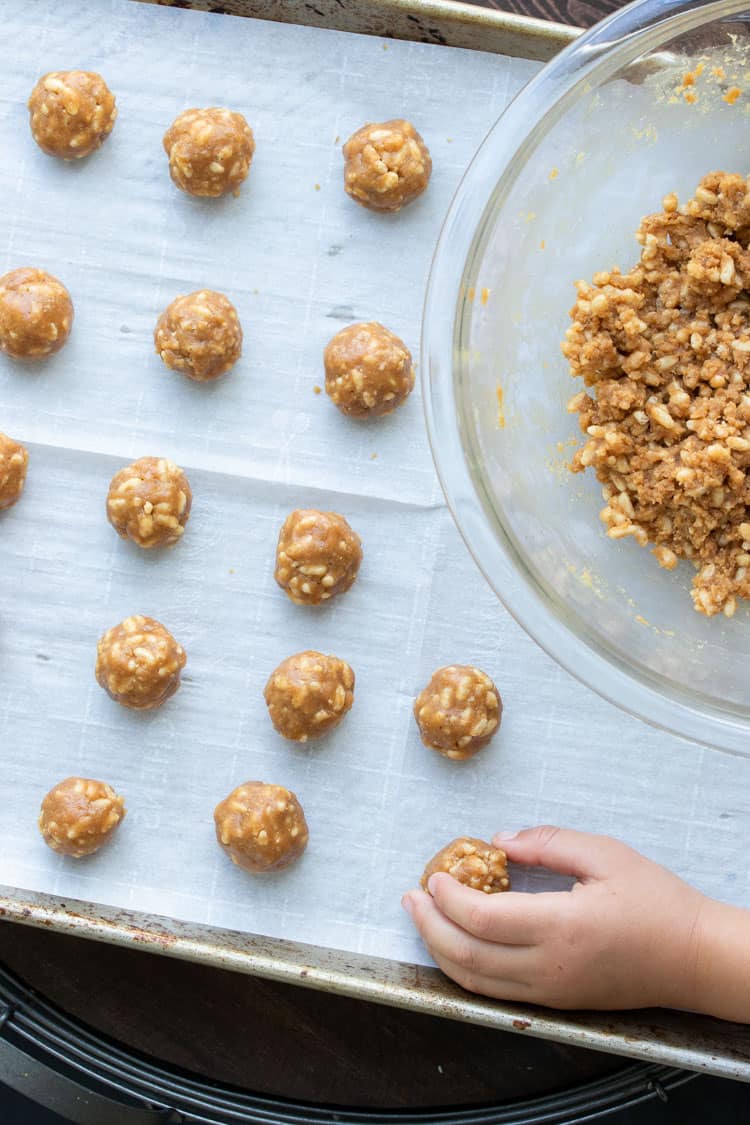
[274,509,362,606]
[0,433,28,511]
[214,782,309,874]
[106,456,192,549]
[39,777,126,858]
[324,322,414,418]
[163,107,255,197]
[421,838,510,895]
[96,615,186,711]
[414,666,502,760]
[155,289,242,382]
[28,71,117,160]
[343,119,431,212]
[264,651,355,742]
[0,268,73,359]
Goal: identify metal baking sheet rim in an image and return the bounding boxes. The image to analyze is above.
[2,0,745,1084]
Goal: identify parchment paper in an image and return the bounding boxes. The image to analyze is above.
[0,0,747,968]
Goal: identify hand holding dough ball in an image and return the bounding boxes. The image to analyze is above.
[414,665,501,759]
[324,322,414,418]
[421,837,510,895]
[343,119,431,212]
[264,651,354,742]
[0,268,73,359]
[214,782,308,873]
[96,615,186,710]
[28,71,116,160]
[107,457,192,549]
[39,777,126,858]
[163,107,254,197]
[275,509,362,605]
[0,433,28,511]
[155,290,242,382]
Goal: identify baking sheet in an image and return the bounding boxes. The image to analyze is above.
[0,0,747,971]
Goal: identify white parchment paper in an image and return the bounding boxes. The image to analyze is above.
[0,0,747,968]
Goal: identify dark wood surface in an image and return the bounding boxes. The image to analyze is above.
[476,0,623,26]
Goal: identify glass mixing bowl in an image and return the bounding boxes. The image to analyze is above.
[423,0,750,756]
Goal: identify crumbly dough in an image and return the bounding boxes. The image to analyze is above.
[343,119,431,212]
[214,782,309,873]
[0,433,28,511]
[564,171,750,617]
[264,651,355,742]
[96,615,186,710]
[421,837,511,895]
[0,268,73,359]
[275,509,362,605]
[39,777,126,858]
[106,457,192,549]
[414,666,502,760]
[154,290,242,382]
[324,322,414,418]
[163,107,255,197]
[28,71,117,160]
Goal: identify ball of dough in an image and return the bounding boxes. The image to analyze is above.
[39,776,126,858]
[154,290,242,382]
[28,71,117,160]
[163,107,255,198]
[264,651,355,742]
[106,456,192,549]
[421,837,510,895]
[324,322,414,418]
[214,782,309,873]
[0,433,28,511]
[414,665,502,760]
[0,268,73,359]
[96,615,186,711]
[343,119,431,212]
[275,509,362,606]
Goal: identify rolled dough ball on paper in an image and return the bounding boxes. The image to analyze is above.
[0,433,28,511]
[421,837,510,895]
[39,776,126,858]
[28,70,117,160]
[163,107,255,197]
[414,665,502,760]
[274,509,362,605]
[343,119,431,212]
[0,268,73,359]
[96,615,186,710]
[106,456,192,549]
[264,651,355,742]
[154,289,242,382]
[324,321,414,418]
[214,781,309,874]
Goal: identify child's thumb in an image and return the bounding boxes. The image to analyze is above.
[492,825,624,881]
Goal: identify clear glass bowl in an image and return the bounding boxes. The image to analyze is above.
[423,0,750,756]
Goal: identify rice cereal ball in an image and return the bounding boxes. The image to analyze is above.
[39,777,126,858]
[0,268,73,359]
[421,837,511,895]
[274,509,362,606]
[28,70,117,160]
[163,107,255,197]
[154,290,242,382]
[264,651,355,742]
[324,322,414,418]
[106,456,192,549]
[343,119,431,212]
[0,433,29,511]
[414,665,502,760]
[96,615,186,711]
[214,782,309,874]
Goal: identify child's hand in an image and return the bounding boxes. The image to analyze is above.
[402,825,708,1012]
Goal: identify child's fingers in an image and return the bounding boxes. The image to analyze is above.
[493,825,628,881]
[426,872,548,944]
[431,950,533,1001]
